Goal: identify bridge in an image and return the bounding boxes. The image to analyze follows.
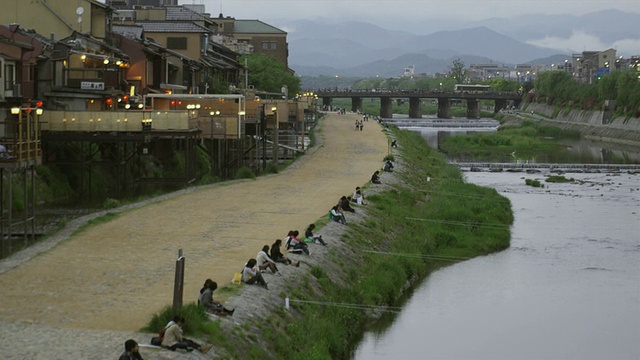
[314,89,522,119]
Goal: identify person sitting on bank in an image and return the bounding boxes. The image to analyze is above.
[330,205,347,225]
[371,170,381,184]
[198,279,234,316]
[241,258,269,290]
[391,139,398,147]
[383,160,394,172]
[285,230,310,255]
[305,224,327,246]
[352,187,366,205]
[270,239,300,267]
[339,195,356,213]
[161,316,211,353]
[256,245,280,275]
[119,339,144,360]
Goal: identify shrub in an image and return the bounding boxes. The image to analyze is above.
[525,179,543,187]
[235,166,256,180]
[103,198,121,209]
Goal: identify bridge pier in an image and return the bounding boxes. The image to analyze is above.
[322,97,332,111]
[351,97,362,113]
[466,99,480,119]
[494,99,507,113]
[437,98,451,119]
[380,97,393,118]
[409,97,422,118]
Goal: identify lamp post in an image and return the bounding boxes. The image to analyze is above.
[209,110,220,175]
[271,105,278,164]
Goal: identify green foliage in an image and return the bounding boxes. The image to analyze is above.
[440,121,580,156]
[235,166,256,180]
[525,179,543,187]
[532,70,640,115]
[143,303,220,338]
[450,58,467,84]
[546,175,574,183]
[103,198,121,209]
[266,163,279,174]
[240,53,301,97]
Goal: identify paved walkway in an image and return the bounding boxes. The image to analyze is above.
[0,112,388,332]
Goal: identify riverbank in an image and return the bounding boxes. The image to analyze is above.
[525,103,640,146]
[0,113,513,359]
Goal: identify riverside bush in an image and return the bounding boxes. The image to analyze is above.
[546,175,574,183]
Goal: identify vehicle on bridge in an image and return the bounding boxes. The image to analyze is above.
[454,84,491,93]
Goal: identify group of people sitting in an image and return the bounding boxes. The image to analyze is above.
[329,187,369,225]
[238,224,328,290]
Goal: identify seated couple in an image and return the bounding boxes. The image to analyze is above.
[198,279,234,316]
[284,230,311,255]
[271,239,301,266]
[351,187,366,205]
[330,205,347,225]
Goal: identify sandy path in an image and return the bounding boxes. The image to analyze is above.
[0,113,387,331]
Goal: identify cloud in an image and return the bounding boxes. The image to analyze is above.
[527,30,640,56]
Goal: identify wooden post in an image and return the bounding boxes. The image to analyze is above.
[172,249,185,316]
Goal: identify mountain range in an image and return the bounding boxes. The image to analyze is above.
[274,9,640,77]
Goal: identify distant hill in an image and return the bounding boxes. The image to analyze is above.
[276,9,640,77]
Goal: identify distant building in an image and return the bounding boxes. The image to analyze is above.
[572,48,616,84]
[403,65,415,77]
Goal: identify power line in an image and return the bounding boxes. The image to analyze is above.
[286,298,403,313]
[364,250,471,262]
[405,217,511,230]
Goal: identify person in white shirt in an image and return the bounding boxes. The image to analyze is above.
[256,245,279,275]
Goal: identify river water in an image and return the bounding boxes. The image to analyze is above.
[353,122,640,360]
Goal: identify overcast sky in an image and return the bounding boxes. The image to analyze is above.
[181,0,639,24]
[176,0,640,55]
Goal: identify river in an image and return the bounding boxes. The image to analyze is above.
[353,121,640,360]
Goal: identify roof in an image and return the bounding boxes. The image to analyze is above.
[164,6,211,22]
[112,24,144,40]
[86,0,108,9]
[135,21,212,33]
[233,20,286,34]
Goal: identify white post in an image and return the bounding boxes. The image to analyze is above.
[285,297,290,310]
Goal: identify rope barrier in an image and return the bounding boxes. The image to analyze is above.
[285,298,403,313]
[363,250,471,261]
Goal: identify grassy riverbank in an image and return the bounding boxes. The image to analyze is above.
[149,126,514,359]
[439,119,580,157]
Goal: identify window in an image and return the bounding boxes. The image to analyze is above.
[261,41,269,50]
[167,37,187,50]
[270,41,277,50]
[4,63,15,91]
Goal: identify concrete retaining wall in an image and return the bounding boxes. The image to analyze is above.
[525,103,640,146]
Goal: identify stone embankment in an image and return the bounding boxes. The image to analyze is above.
[526,103,640,146]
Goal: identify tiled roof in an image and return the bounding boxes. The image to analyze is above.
[233,20,286,34]
[112,25,144,40]
[164,6,209,22]
[135,21,211,33]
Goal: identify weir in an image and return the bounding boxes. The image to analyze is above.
[453,162,640,171]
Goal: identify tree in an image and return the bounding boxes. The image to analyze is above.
[450,58,467,84]
[240,53,301,97]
